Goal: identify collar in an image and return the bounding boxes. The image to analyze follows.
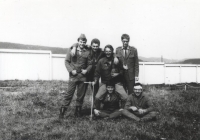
[77,46,86,52]
[105,56,113,62]
[132,93,144,99]
[77,47,82,51]
[123,46,130,50]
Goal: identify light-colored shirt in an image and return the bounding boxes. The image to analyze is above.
[123,46,130,57]
[77,46,83,55]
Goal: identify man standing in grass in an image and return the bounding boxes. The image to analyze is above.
[122,83,158,121]
[115,34,139,94]
[59,34,92,119]
[87,39,105,96]
[94,81,123,119]
[94,45,127,108]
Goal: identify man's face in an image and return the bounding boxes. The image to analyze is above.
[105,48,112,58]
[133,85,143,97]
[122,38,129,48]
[91,43,99,52]
[107,86,114,94]
[78,39,86,49]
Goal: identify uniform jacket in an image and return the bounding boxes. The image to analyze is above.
[94,57,123,84]
[96,91,120,111]
[65,44,92,81]
[88,48,105,81]
[116,46,139,80]
[124,94,154,113]
[70,43,105,81]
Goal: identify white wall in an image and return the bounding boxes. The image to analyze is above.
[52,54,68,80]
[0,49,199,84]
[181,66,197,83]
[0,49,51,80]
[165,65,180,84]
[197,66,200,83]
[139,62,165,84]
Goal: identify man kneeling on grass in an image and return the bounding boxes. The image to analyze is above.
[122,83,158,121]
[93,82,123,119]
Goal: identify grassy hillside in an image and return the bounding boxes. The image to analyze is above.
[139,56,179,63]
[181,59,200,64]
[0,80,199,140]
[0,42,68,54]
[1,42,199,64]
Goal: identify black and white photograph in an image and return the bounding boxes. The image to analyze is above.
[0,0,200,139]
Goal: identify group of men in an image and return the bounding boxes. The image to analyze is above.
[59,34,157,122]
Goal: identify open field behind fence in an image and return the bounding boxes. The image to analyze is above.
[0,80,200,140]
[0,49,200,84]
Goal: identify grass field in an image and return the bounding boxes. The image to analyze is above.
[0,80,199,140]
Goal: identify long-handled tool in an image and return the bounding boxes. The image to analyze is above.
[84,81,95,120]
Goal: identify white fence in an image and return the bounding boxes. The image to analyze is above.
[0,49,199,84]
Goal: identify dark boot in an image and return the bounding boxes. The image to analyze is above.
[74,106,82,117]
[59,107,67,119]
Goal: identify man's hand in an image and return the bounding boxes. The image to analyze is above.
[81,69,87,75]
[94,109,100,116]
[123,64,128,70]
[111,73,119,77]
[114,57,119,65]
[71,47,76,56]
[135,77,139,82]
[71,70,77,75]
[129,106,138,111]
[138,109,146,114]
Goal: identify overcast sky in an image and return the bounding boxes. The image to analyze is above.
[0,0,200,60]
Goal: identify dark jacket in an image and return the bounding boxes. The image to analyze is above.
[116,46,139,80]
[88,48,105,81]
[94,57,123,84]
[124,93,154,113]
[96,91,120,111]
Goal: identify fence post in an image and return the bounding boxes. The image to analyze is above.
[49,51,52,80]
[143,62,145,85]
[164,63,166,84]
[179,65,182,83]
[196,66,198,83]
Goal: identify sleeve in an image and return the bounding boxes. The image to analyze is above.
[117,57,123,75]
[70,43,78,49]
[65,49,74,73]
[124,96,132,109]
[145,98,154,113]
[134,49,139,77]
[94,60,101,82]
[86,52,93,72]
[99,51,106,60]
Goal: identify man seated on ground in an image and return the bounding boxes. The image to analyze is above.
[94,81,123,119]
[122,83,158,121]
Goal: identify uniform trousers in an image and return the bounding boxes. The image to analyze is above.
[63,80,87,107]
[122,109,158,121]
[98,110,122,119]
[124,70,135,94]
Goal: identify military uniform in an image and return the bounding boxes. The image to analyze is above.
[116,46,139,94]
[95,91,122,119]
[63,46,92,107]
[87,48,105,96]
[122,93,157,121]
